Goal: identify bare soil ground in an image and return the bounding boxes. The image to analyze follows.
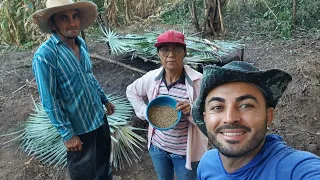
[0,29,319,179]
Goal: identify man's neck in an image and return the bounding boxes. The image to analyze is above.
[220,140,265,173]
[165,69,183,84]
[56,33,78,50]
[63,37,77,50]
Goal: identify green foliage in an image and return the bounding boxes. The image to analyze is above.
[90,0,105,11]
[160,1,190,25]
[160,0,204,25]
[296,0,320,29]
[224,0,320,38]
[0,0,45,46]
[158,0,319,38]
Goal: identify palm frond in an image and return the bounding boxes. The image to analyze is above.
[1,94,146,169]
[97,24,244,66]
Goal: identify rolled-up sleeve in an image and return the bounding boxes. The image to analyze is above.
[126,74,150,120]
[32,55,74,141]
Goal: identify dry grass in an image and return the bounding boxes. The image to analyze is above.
[0,0,46,46]
[103,0,180,26]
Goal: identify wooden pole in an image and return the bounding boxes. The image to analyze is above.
[90,54,147,74]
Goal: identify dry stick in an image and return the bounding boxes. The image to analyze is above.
[307,131,320,136]
[12,78,35,95]
[124,0,130,24]
[186,37,221,49]
[262,0,277,19]
[138,56,160,64]
[217,0,224,36]
[90,54,147,74]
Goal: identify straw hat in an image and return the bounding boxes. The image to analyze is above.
[31,0,97,33]
[192,61,292,136]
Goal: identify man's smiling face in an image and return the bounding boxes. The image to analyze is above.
[203,82,274,157]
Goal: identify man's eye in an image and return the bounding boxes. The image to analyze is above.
[176,47,184,53]
[160,48,169,52]
[239,104,253,109]
[210,106,223,111]
[61,16,67,21]
[74,15,80,19]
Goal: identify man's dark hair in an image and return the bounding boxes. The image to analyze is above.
[49,15,56,33]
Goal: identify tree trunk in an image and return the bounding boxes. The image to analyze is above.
[189,0,200,31]
[199,0,224,38]
[292,0,297,29]
[201,0,209,37]
[217,0,224,35]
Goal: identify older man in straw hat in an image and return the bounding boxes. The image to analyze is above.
[192,61,320,179]
[31,0,115,179]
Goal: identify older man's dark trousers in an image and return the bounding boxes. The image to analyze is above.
[67,116,112,180]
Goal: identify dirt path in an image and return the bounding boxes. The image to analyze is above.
[0,37,319,179]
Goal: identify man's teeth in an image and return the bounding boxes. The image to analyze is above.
[222,132,244,136]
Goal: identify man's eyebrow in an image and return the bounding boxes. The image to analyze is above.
[58,14,67,18]
[235,94,259,103]
[207,97,225,103]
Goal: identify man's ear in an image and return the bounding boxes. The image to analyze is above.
[266,107,274,126]
[48,19,56,31]
[203,112,206,122]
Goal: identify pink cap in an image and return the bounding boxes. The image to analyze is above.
[154,30,186,48]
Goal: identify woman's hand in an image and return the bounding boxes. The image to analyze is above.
[176,101,191,116]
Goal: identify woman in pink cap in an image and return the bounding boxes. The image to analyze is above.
[126,30,208,180]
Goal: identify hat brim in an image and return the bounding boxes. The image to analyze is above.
[31,2,97,33]
[154,41,186,48]
[192,65,292,136]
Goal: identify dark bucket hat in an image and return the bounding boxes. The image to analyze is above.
[192,61,292,136]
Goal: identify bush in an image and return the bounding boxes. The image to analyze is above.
[223,0,320,38]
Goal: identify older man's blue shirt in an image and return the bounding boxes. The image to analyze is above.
[197,134,320,180]
[32,33,109,141]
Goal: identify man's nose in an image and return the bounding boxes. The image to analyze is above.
[224,106,241,124]
[167,49,176,57]
[69,18,77,26]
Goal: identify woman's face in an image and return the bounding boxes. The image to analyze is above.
[158,43,186,72]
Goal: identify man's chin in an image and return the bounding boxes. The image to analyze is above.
[67,31,79,37]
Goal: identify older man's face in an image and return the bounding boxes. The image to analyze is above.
[203,82,274,158]
[51,9,80,39]
[158,44,186,72]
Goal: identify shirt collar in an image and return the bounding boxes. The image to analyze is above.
[157,67,185,83]
[51,33,82,46]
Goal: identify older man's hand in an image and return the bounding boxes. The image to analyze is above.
[105,102,115,115]
[176,101,191,116]
[64,136,83,151]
